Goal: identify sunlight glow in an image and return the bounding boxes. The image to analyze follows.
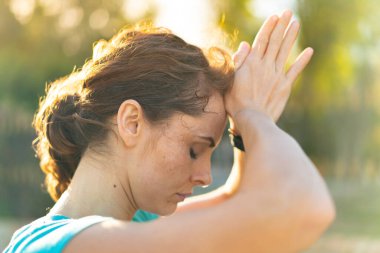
[9,0,36,24]
[123,0,152,20]
[89,9,110,30]
[153,0,218,47]
[251,0,297,18]
[38,0,66,16]
[58,6,84,30]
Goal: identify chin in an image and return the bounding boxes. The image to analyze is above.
[152,202,178,216]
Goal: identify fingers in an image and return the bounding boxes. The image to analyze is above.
[265,10,293,61]
[267,48,313,122]
[233,41,251,70]
[276,20,300,71]
[286,47,314,85]
[251,15,279,58]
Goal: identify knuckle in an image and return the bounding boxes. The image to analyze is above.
[258,37,269,45]
[284,75,292,84]
[275,62,283,73]
[250,56,261,66]
[263,58,275,68]
[246,52,259,65]
[246,51,255,61]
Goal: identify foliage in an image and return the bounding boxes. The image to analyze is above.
[0,0,153,217]
[287,0,380,176]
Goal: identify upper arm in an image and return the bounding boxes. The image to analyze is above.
[63,199,332,253]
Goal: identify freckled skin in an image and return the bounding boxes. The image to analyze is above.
[126,93,227,216]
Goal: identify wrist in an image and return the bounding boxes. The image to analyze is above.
[231,109,277,153]
[233,109,273,135]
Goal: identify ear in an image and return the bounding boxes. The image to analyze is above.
[117,99,144,147]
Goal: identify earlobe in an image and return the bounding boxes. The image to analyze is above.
[117,100,143,147]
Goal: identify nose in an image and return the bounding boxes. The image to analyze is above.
[190,162,213,187]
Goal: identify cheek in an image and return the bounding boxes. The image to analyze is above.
[137,124,197,193]
[157,145,190,180]
[142,138,190,186]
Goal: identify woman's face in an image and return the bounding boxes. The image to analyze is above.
[131,93,227,216]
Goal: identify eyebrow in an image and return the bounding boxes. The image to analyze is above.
[198,136,216,148]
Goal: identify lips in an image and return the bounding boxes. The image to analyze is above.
[177,193,192,198]
[176,192,192,202]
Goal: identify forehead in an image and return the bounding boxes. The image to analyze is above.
[164,94,227,142]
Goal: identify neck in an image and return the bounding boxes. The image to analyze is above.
[48,150,137,220]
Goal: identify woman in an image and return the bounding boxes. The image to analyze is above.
[5,10,335,253]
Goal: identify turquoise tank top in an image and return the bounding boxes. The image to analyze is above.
[3,210,159,253]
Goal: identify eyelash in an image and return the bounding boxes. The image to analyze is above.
[189,148,198,160]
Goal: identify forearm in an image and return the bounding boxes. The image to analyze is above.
[229,109,335,251]
[223,147,245,195]
[174,187,227,213]
[234,109,329,198]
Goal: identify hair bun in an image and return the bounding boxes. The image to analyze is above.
[33,89,88,200]
[53,94,81,117]
[47,93,87,156]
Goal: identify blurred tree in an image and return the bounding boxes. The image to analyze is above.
[0,0,155,111]
[0,0,156,218]
[284,0,380,177]
[211,0,260,50]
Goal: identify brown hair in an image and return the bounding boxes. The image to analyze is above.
[33,25,234,201]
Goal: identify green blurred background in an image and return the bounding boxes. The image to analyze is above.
[1,0,380,252]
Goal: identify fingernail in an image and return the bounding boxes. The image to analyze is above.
[270,15,279,21]
[240,41,250,51]
[283,9,292,17]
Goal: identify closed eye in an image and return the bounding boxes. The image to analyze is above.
[189,148,197,160]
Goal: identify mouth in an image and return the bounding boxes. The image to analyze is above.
[176,192,192,202]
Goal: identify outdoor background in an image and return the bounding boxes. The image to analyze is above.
[1,0,380,252]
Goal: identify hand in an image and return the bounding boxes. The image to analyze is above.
[225,10,313,130]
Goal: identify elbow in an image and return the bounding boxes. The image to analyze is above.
[308,198,336,238]
[320,197,336,228]
[315,195,336,232]
[309,183,336,235]
[295,194,336,251]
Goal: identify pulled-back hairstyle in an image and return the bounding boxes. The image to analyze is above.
[33,25,234,201]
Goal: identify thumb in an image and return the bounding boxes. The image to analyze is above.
[232,41,251,70]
